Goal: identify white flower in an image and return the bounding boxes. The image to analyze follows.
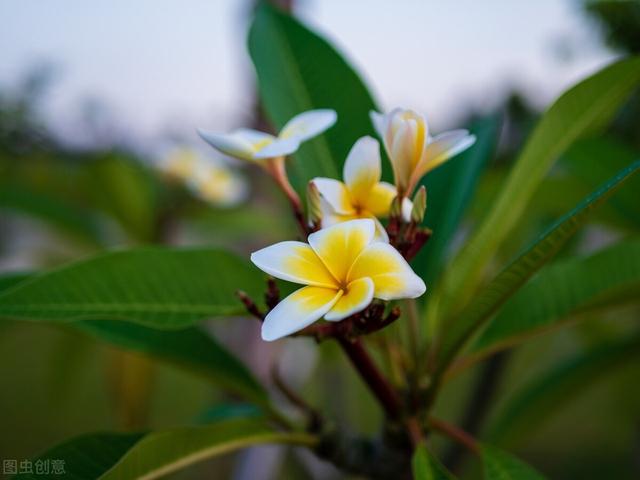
[198,109,337,162]
[251,219,426,341]
[161,148,247,207]
[370,108,476,196]
[311,136,411,240]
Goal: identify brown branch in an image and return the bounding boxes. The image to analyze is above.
[265,277,280,310]
[443,352,509,470]
[428,417,480,455]
[236,290,264,320]
[406,417,424,448]
[338,337,403,420]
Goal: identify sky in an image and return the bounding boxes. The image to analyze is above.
[0,0,617,148]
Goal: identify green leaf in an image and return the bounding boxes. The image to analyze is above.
[412,444,457,480]
[481,444,547,479]
[194,403,263,425]
[471,240,640,357]
[562,136,640,228]
[84,154,159,242]
[0,271,31,293]
[248,3,386,191]
[414,115,501,285]
[434,161,640,374]
[74,320,269,406]
[439,57,640,314]
[0,271,270,406]
[13,432,144,480]
[99,419,318,480]
[0,184,103,245]
[488,334,640,441]
[0,247,265,328]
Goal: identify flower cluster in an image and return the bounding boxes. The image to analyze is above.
[199,108,475,340]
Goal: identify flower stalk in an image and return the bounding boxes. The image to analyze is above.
[338,337,403,420]
[264,156,308,236]
[427,417,479,455]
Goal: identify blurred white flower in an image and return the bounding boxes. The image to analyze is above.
[161,148,247,207]
[370,108,475,196]
[198,109,337,162]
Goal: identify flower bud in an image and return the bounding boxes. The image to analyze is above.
[306,181,323,226]
[371,108,476,197]
[410,186,427,224]
[389,194,403,219]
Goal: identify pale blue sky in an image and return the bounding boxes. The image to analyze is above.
[0,0,616,147]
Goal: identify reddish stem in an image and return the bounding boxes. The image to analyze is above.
[265,156,307,236]
[428,417,479,454]
[338,337,403,420]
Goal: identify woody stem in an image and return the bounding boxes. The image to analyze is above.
[337,336,402,420]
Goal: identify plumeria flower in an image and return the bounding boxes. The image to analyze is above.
[161,148,247,207]
[370,108,476,197]
[251,219,426,341]
[161,147,198,181]
[198,109,337,221]
[198,109,337,163]
[311,136,411,240]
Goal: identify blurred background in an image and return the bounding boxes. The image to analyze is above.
[1,1,639,479]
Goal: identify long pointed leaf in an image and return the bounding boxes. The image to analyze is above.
[438,57,640,314]
[99,419,317,480]
[470,240,640,357]
[0,248,264,329]
[0,184,103,245]
[14,432,144,480]
[0,271,31,293]
[413,444,457,480]
[434,161,640,374]
[248,3,386,191]
[481,444,547,479]
[488,335,640,442]
[562,137,640,228]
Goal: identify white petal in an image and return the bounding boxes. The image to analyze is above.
[372,217,390,242]
[325,277,374,321]
[308,218,375,283]
[422,130,476,173]
[312,178,355,215]
[369,110,387,139]
[279,109,337,142]
[390,120,418,190]
[235,128,276,145]
[348,242,426,300]
[261,286,342,341]
[198,129,258,161]
[343,136,381,203]
[401,197,413,223]
[251,241,338,288]
[252,137,301,159]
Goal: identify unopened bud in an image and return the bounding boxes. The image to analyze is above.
[390,195,403,219]
[306,181,323,226]
[411,186,427,224]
